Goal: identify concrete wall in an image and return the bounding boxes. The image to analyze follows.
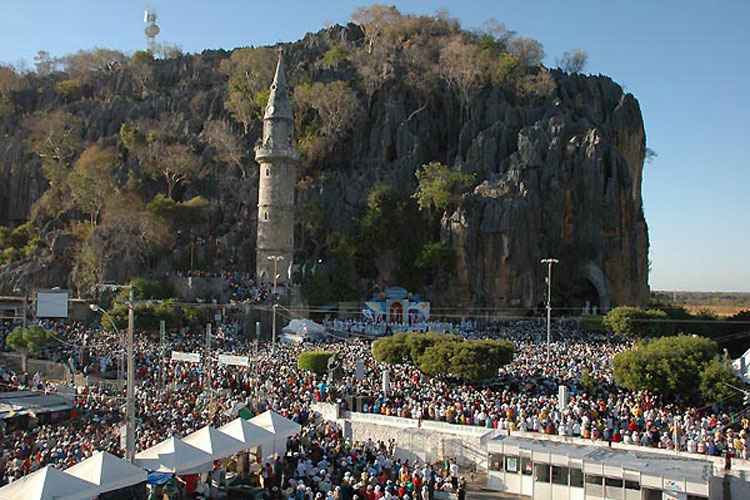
[256,156,296,284]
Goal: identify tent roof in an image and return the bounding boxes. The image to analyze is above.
[249,410,301,438]
[182,426,247,459]
[0,465,99,500]
[134,436,213,475]
[65,451,147,494]
[282,318,325,334]
[218,417,275,448]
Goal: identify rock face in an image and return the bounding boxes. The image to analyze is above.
[0,24,649,308]
[442,77,649,310]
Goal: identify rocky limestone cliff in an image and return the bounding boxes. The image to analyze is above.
[0,23,649,309]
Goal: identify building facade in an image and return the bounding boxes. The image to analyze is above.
[255,49,298,284]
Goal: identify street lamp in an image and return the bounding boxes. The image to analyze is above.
[541,258,559,365]
[266,255,284,295]
[90,284,136,464]
[89,304,124,383]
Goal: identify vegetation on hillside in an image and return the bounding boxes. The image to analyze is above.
[0,4,590,305]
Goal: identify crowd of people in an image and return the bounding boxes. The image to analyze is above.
[0,312,749,490]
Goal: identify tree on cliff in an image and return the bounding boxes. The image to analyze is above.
[439,36,488,119]
[413,162,476,214]
[24,110,84,219]
[68,145,119,225]
[220,46,276,135]
[202,120,247,178]
[557,49,588,74]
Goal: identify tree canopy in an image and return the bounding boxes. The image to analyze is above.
[612,335,737,400]
[413,162,475,213]
[604,306,669,338]
[6,325,57,357]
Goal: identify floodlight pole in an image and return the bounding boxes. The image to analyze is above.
[126,287,135,463]
[92,283,136,463]
[272,303,278,354]
[541,258,559,365]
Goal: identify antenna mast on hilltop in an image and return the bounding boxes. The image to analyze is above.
[143,3,160,53]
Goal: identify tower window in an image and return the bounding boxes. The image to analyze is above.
[266,168,270,176]
[263,212,268,221]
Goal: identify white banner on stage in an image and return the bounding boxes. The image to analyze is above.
[171,351,201,363]
[218,354,249,367]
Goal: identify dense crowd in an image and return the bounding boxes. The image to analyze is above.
[1,314,749,489]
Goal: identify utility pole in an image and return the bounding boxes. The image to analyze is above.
[205,322,212,392]
[160,320,166,393]
[126,287,135,464]
[541,258,559,365]
[272,304,278,354]
[267,255,284,295]
[90,283,135,463]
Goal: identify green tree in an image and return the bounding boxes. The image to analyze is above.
[297,351,334,375]
[579,315,606,333]
[449,340,514,380]
[372,333,410,364]
[323,46,350,68]
[419,340,461,376]
[413,162,475,213]
[604,306,670,338]
[6,325,58,371]
[54,79,83,101]
[68,144,119,224]
[613,335,718,398]
[220,46,276,134]
[700,358,742,403]
[404,331,462,363]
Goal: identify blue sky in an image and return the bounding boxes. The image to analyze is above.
[1,1,748,292]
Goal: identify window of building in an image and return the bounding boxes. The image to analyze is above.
[624,480,640,491]
[521,457,533,476]
[489,454,503,472]
[605,477,624,500]
[266,168,270,176]
[585,474,603,497]
[606,478,624,488]
[505,456,519,474]
[569,468,583,487]
[643,489,662,500]
[552,466,568,485]
[263,212,268,220]
[534,463,551,483]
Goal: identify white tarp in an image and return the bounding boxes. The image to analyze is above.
[0,465,99,500]
[249,410,301,457]
[36,292,68,318]
[218,354,249,367]
[170,351,201,363]
[64,451,147,494]
[182,426,247,460]
[134,436,213,474]
[281,319,325,343]
[218,418,275,450]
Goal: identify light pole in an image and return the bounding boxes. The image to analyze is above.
[272,303,278,354]
[541,258,559,365]
[91,284,136,464]
[266,255,284,295]
[90,303,124,384]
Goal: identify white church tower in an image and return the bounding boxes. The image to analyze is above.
[255,49,298,284]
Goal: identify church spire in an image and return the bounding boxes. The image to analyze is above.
[263,48,294,122]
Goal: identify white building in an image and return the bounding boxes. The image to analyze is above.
[487,435,713,500]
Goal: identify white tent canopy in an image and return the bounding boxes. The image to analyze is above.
[182,425,247,460]
[0,465,99,500]
[135,436,213,475]
[64,451,147,494]
[249,410,302,456]
[281,319,326,342]
[218,417,275,450]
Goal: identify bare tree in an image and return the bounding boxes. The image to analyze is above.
[557,49,588,74]
[508,37,545,66]
[203,119,247,178]
[439,36,488,119]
